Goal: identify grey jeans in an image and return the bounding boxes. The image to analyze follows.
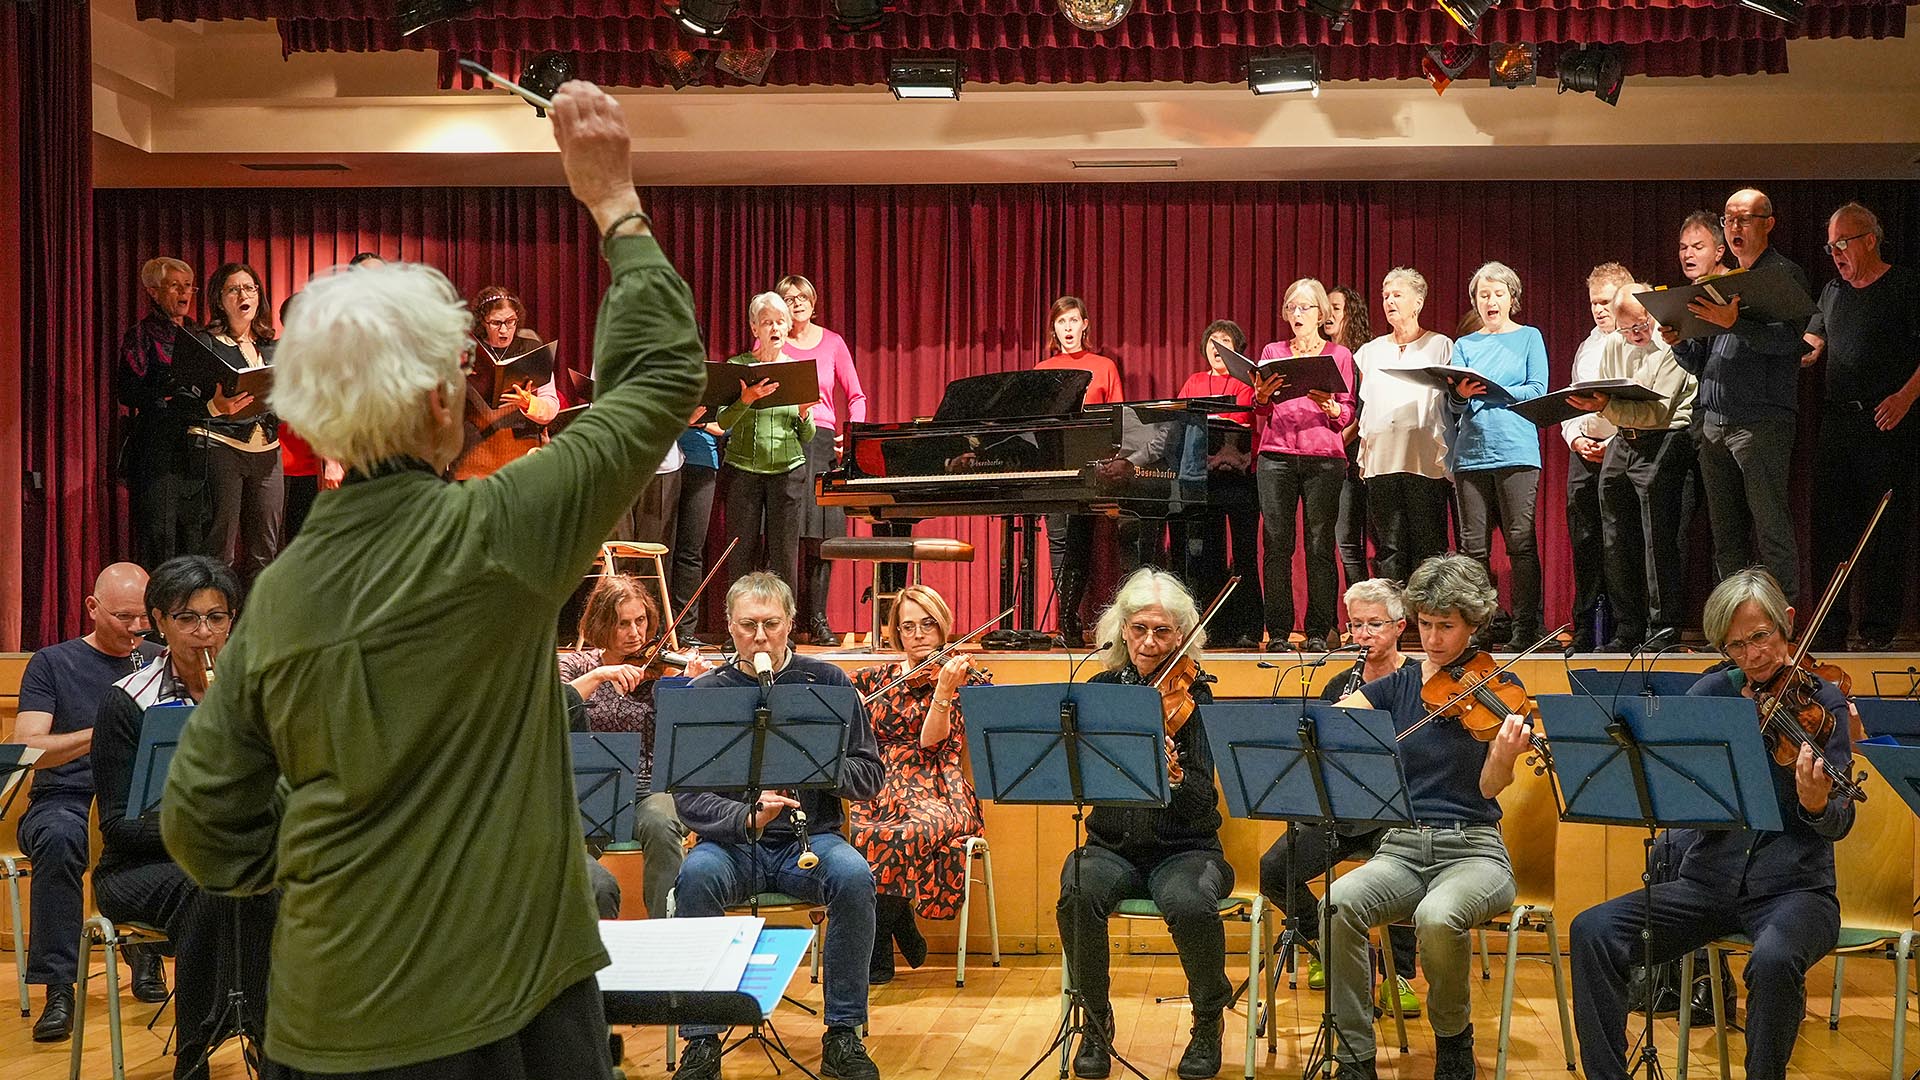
[1693,413,1799,600]
[1326,824,1516,1063]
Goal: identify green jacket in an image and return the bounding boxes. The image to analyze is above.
[717,350,815,473]
[160,235,706,1071]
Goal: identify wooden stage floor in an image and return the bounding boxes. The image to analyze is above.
[3,950,1910,1079]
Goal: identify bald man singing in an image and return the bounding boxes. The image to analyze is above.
[14,563,166,1040]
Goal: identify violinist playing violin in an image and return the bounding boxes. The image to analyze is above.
[1570,567,1857,1080]
[1322,555,1531,1080]
[849,585,992,986]
[558,573,713,918]
[1058,568,1232,1080]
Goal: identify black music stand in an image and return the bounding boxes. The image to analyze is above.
[1870,667,1920,700]
[1856,698,1920,740]
[570,732,641,848]
[0,744,43,823]
[1535,693,1780,1080]
[1566,668,1702,699]
[962,681,1168,1080]
[1200,701,1411,1079]
[653,680,861,1078]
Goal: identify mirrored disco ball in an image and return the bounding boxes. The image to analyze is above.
[1057,0,1132,32]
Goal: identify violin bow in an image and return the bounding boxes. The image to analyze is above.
[1397,623,1570,743]
[632,536,741,673]
[858,605,1016,706]
[1787,489,1891,676]
[1148,576,1241,690]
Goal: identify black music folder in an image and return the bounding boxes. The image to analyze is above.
[1633,266,1815,341]
[701,357,820,412]
[1216,344,1348,400]
[1511,378,1667,428]
[1412,364,1515,403]
[487,339,558,385]
[170,330,275,421]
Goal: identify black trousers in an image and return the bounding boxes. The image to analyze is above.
[1570,879,1837,1080]
[129,431,210,566]
[1694,413,1800,601]
[1257,452,1346,641]
[1812,403,1919,643]
[206,442,284,585]
[282,474,320,546]
[1363,473,1452,586]
[93,861,276,1065]
[1257,825,1415,979]
[18,793,90,986]
[1454,466,1543,633]
[612,467,680,547]
[799,430,846,629]
[723,464,806,589]
[264,977,612,1080]
[1045,513,1097,630]
[1566,451,1607,637]
[1336,467,1372,589]
[1170,498,1264,643]
[1599,429,1695,638]
[1058,846,1234,1015]
[670,464,719,622]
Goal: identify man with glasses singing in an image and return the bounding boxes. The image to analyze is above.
[1567,287,1697,654]
[13,563,165,1041]
[1801,202,1920,651]
[1571,567,1854,1080]
[115,256,208,564]
[671,570,886,1080]
[1660,188,1812,604]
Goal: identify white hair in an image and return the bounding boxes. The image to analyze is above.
[1830,201,1884,241]
[140,257,192,291]
[1095,567,1203,672]
[748,292,791,328]
[1382,267,1429,303]
[270,262,471,472]
[1343,578,1406,621]
[1610,284,1653,317]
[1468,260,1524,308]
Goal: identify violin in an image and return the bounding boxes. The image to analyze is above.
[858,606,1016,707]
[1748,661,1869,803]
[1146,577,1241,784]
[1397,626,1567,776]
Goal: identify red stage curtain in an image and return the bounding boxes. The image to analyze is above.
[0,5,21,650]
[14,0,96,650]
[82,180,1920,649]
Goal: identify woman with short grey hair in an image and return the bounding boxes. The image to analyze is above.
[718,292,817,593]
[1448,260,1549,650]
[1353,268,1454,584]
[1320,553,1529,1080]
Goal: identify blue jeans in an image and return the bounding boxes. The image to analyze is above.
[674,833,875,1037]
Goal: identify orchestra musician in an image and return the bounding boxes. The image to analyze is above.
[1255,578,1422,1019]
[558,573,713,918]
[848,584,991,984]
[1252,278,1357,652]
[1570,568,1855,1080]
[674,571,885,1080]
[1448,262,1549,650]
[1322,554,1530,1080]
[452,284,560,480]
[1038,295,1125,644]
[1057,568,1230,1080]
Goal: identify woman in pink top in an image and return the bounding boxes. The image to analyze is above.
[1036,296,1124,642]
[1252,278,1358,650]
[778,274,868,645]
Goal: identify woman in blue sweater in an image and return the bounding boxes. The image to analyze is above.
[1448,261,1549,649]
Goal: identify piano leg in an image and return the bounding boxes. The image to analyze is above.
[1019,515,1039,632]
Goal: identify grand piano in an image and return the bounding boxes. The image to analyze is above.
[816,368,1251,638]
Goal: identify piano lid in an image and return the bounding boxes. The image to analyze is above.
[933,369,1092,422]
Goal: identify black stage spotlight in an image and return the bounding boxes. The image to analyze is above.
[1558,43,1626,105]
[1306,0,1354,32]
[887,58,963,99]
[1436,0,1499,38]
[396,0,478,37]
[832,0,888,31]
[1738,0,1805,22]
[1489,42,1536,88]
[518,51,573,117]
[670,0,738,38]
[1247,48,1320,96]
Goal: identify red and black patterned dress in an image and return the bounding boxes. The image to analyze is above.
[847,663,992,919]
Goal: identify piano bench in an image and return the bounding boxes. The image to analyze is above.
[819,537,974,651]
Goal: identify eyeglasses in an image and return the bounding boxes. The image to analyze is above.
[780,293,809,305]
[484,316,518,330]
[1722,626,1778,657]
[1349,620,1397,634]
[222,284,260,297]
[1126,622,1179,643]
[1720,214,1772,228]
[897,617,943,638]
[1824,232,1872,255]
[162,283,197,294]
[168,609,233,631]
[732,617,787,636]
[1620,319,1654,335]
[1285,303,1321,316]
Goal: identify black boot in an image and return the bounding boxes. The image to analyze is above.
[1434,1023,1477,1080]
[893,904,928,970]
[32,984,74,1042]
[869,896,899,986]
[1688,953,1737,1024]
[1177,1010,1223,1079]
[1073,1004,1115,1079]
[1333,1060,1378,1080]
[129,945,169,1003]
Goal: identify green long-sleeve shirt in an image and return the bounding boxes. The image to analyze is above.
[159,235,706,1072]
[717,350,815,473]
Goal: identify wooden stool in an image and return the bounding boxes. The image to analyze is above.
[819,537,974,651]
[596,541,676,649]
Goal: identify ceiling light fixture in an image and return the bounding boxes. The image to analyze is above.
[1305,0,1354,32]
[1738,0,1806,22]
[1436,0,1499,38]
[1557,43,1626,105]
[518,51,574,116]
[887,58,963,99]
[831,0,889,32]
[1247,49,1321,96]
[669,0,738,39]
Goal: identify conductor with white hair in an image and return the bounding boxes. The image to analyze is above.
[1058,567,1234,1080]
[157,82,706,1078]
[720,290,818,592]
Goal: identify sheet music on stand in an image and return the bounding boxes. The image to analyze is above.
[127,705,194,819]
[1537,693,1780,832]
[1198,701,1412,827]
[0,744,44,819]
[571,732,641,847]
[599,918,816,1027]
